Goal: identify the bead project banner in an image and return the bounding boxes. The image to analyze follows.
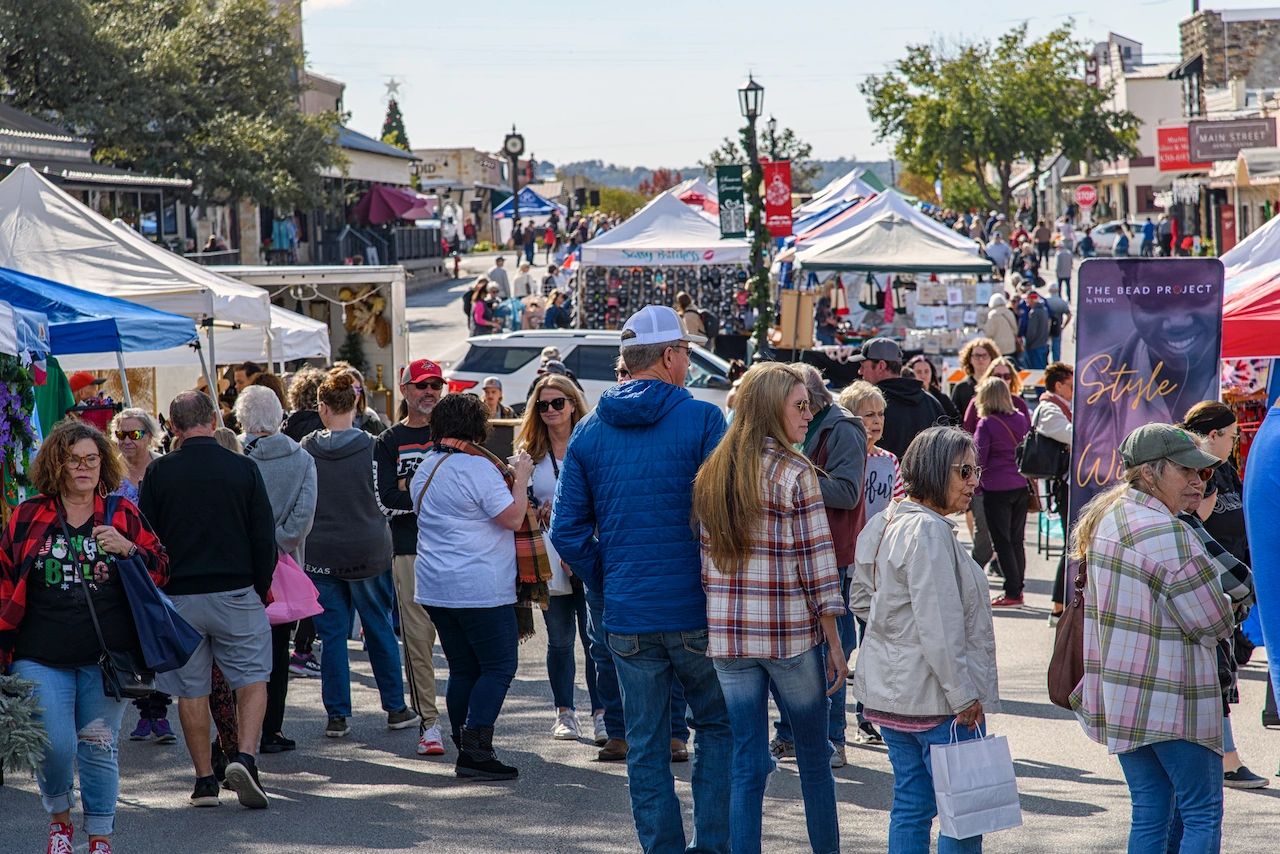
[1069,258,1224,524]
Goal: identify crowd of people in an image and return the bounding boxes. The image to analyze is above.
[0,290,1271,854]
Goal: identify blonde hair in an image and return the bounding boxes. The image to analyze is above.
[212,427,243,455]
[1069,462,1169,560]
[515,374,589,463]
[975,376,1015,416]
[692,363,812,571]
[836,380,884,414]
[982,356,1023,395]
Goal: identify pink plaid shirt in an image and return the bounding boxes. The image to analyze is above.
[702,439,845,659]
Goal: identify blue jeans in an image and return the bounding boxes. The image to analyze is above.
[1116,739,1223,854]
[1050,335,1062,362]
[312,572,407,718]
[426,604,518,741]
[608,629,732,854]
[11,660,127,836]
[543,581,602,711]
[715,648,839,854]
[775,566,855,745]
[881,718,984,854]
[1024,345,1049,369]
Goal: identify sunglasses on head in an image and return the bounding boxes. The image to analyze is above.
[411,378,445,391]
[115,429,146,441]
[535,396,569,413]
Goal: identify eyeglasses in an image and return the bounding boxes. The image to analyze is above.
[114,429,147,441]
[67,454,102,470]
[991,372,1013,381]
[535,396,569,413]
[411,379,446,391]
[667,344,690,355]
[794,399,812,413]
[952,463,983,481]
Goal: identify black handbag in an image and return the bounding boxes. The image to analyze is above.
[59,510,155,700]
[1016,429,1070,480]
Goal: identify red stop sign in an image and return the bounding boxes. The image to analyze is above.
[1075,184,1097,207]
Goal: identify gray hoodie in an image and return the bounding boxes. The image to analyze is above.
[300,428,393,580]
[242,432,318,567]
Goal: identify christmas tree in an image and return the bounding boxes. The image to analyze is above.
[381,99,410,151]
[336,329,369,376]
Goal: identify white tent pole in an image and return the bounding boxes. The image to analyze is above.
[114,351,133,407]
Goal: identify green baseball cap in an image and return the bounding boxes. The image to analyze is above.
[1119,423,1221,470]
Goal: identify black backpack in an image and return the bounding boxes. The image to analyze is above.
[698,308,720,340]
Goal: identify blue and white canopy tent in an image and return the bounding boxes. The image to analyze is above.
[492,185,565,220]
[0,301,50,359]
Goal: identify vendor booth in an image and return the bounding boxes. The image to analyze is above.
[492,186,565,246]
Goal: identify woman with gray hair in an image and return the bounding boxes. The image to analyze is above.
[851,426,1000,853]
[769,362,867,767]
[234,385,319,754]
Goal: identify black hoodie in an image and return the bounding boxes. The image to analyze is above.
[300,429,392,579]
[877,377,946,460]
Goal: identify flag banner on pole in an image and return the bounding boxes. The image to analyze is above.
[716,165,746,239]
[763,160,793,237]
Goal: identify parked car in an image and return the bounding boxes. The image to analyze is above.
[444,329,733,413]
[1087,220,1140,256]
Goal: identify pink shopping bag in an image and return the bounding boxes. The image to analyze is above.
[266,552,324,626]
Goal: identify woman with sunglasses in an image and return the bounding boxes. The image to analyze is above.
[515,375,602,743]
[107,408,178,746]
[971,378,1031,608]
[960,356,1028,434]
[693,362,846,854]
[0,420,168,854]
[851,426,1000,854]
[1071,423,1234,852]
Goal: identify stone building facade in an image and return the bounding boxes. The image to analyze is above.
[1180,7,1280,114]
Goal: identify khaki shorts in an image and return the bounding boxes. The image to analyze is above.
[157,587,272,697]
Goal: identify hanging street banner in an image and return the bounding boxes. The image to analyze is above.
[762,160,794,237]
[1069,258,1224,523]
[716,165,746,239]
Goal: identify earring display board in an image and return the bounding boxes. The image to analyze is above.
[778,289,816,349]
[576,265,751,333]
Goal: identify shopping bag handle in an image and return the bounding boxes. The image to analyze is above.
[949,717,988,744]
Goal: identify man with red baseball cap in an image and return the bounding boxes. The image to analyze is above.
[374,358,447,757]
[68,371,106,404]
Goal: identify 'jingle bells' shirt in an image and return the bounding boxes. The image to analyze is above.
[13,520,138,668]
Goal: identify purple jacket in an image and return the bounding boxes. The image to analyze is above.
[974,411,1030,493]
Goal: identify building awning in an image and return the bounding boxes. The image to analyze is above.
[1169,53,1203,81]
[0,157,191,189]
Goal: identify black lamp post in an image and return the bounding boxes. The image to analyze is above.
[503,125,525,260]
[738,75,770,356]
[766,115,778,161]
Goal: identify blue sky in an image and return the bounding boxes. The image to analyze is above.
[301,0,1262,168]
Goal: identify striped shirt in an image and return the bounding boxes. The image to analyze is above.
[702,439,845,659]
[1072,489,1234,755]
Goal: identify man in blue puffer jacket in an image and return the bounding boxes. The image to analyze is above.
[552,305,731,854]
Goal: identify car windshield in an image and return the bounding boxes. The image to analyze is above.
[453,344,543,373]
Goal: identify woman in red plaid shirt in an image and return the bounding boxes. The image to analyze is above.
[0,420,168,854]
[693,362,847,854]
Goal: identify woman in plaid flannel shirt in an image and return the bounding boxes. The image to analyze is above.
[693,363,846,854]
[1071,423,1234,854]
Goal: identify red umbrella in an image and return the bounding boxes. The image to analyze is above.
[351,185,420,226]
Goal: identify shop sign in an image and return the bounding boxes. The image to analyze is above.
[1188,118,1277,162]
[762,160,793,237]
[716,165,746,239]
[1157,127,1213,172]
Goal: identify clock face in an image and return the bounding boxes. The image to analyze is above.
[504,134,524,156]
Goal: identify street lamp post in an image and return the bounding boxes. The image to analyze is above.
[738,75,769,357]
[767,115,778,162]
[503,125,525,260]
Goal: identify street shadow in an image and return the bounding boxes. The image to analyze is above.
[999,697,1076,722]
[1013,757,1124,786]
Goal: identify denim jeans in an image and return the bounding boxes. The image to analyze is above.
[543,581,602,711]
[1024,345,1049,370]
[715,648,839,854]
[312,572,407,718]
[426,604,518,741]
[881,718,984,854]
[1116,739,1222,854]
[608,629,732,854]
[12,659,127,836]
[775,567,854,746]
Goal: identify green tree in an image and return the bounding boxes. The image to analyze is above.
[381,98,410,151]
[860,23,1139,219]
[0,0,343,210]
[700,124,821,193]
[586,187,646,219]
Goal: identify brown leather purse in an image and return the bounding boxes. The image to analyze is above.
[1047,558,1087,709]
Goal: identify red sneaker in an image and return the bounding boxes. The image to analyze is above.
[46,822,73,854]
[89,841,113,854]
[991,595,1024,608]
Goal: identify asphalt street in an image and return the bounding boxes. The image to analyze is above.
[3,261,1277,852]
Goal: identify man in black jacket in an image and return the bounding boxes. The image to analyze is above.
[854,338,945,460]
[141,390,277,811]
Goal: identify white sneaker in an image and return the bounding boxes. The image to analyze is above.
[552,710,581,740]
[417,722,445,756]
[593,712,608,746]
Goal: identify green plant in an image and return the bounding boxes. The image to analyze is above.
[473,240,496,253]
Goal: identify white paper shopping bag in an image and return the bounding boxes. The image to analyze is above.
[930,721,1023,840]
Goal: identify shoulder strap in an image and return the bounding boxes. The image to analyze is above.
[993,415,1020,444]
[413,454,453,515]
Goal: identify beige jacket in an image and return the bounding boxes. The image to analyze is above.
[984,307,1019,356]
[851,500,1001,716]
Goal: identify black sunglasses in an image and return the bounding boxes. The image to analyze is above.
[535,397,569,413]
[412,379,445,391]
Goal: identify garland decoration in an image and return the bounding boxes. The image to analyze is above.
[0,354,37,522]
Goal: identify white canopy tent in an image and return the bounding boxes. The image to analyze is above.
[1221,209,1280,278]
[796,207,991,274]
[581,192,749,267]
[795,168,878,218]
[797,190,978,255]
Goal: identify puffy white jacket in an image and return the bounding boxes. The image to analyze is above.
[851,500,1001,716]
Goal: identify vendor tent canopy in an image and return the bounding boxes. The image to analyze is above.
[1223,263,1280,358]
[0,266,197,355]
[796,168,879,218]
[492,186,564,219]
[1221,209,1280,277]
[580,192,749,267]
[352,184,434,225]
[0,301,49,358]
[797,190,977,255]
[0,164,270,326]
[671,176,719,215]
[795,208,992,274]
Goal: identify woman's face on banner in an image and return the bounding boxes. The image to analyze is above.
[1130,286,1216,369]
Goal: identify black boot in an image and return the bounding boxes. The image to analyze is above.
[455,726,518,781]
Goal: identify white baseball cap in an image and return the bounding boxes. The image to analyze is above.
[620,305,707,348]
